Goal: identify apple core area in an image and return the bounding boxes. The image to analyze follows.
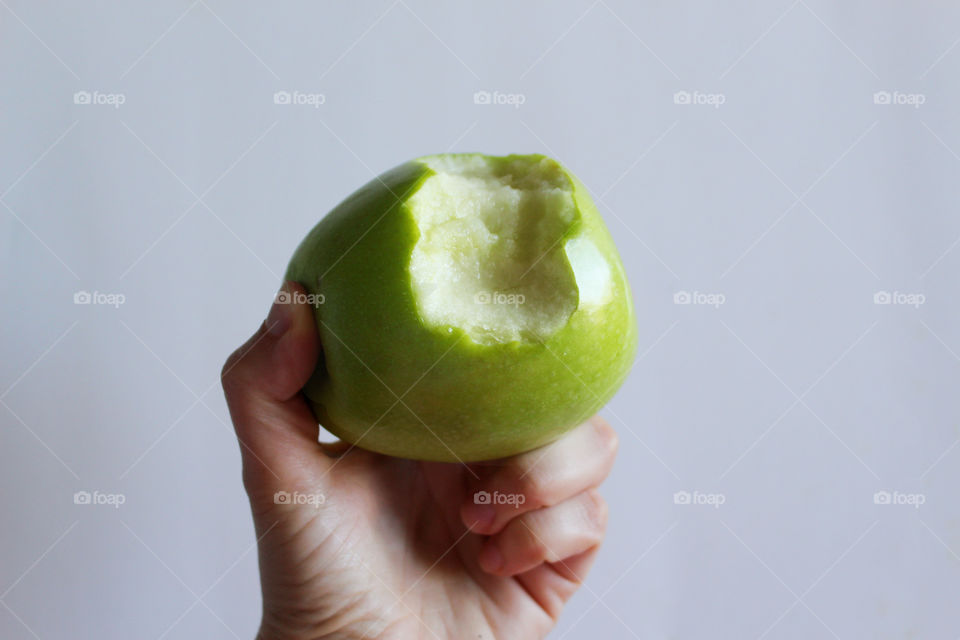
[408,154,584,345]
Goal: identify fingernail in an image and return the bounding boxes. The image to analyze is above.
[266,282,293,337]
[479,543,503,573]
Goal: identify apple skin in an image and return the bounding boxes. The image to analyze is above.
[285,154,637,462]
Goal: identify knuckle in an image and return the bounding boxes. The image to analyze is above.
[220,345,253,399]
[594,419,619,456]
[542,545,563,564]
[514,522,547,562]
[583,491,609,533]
[220,351,242,392]
[513,467,552,508]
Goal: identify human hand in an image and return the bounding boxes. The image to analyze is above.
[222,282,618,640]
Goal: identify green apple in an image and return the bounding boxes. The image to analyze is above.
[285,153,637,462]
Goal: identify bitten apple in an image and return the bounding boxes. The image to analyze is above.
[286,153,637,461]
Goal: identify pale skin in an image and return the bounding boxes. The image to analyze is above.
[222,282,619,639]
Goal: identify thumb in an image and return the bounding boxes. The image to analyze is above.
[221,281,328,489]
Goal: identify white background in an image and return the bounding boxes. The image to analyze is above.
[2,1,959,638]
